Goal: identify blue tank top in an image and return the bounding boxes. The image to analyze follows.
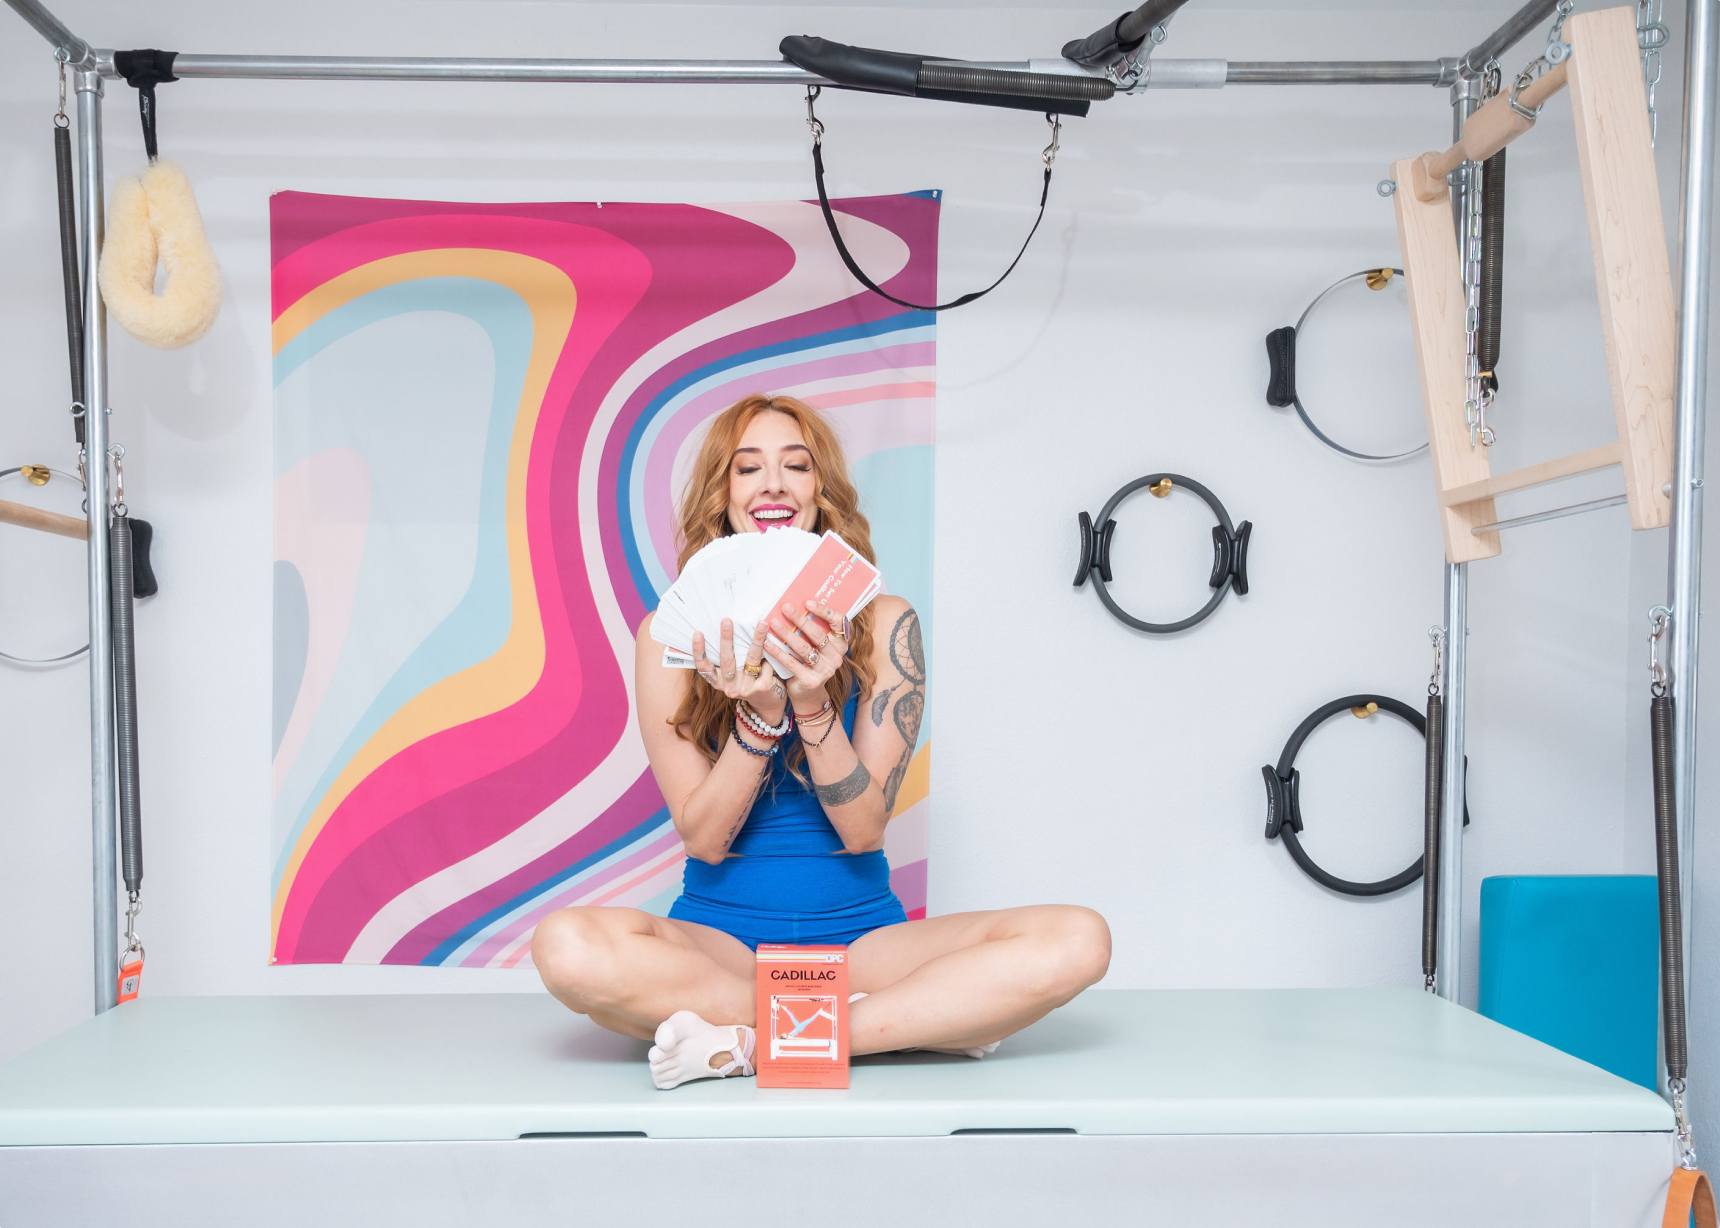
[676,681,898,916]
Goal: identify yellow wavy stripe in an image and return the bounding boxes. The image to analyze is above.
[270,249,574,939]
[889,742,932,818]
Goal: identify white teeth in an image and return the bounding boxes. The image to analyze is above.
[753,509,793,520]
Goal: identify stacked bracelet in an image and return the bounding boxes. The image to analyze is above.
[736,700,791,740]
[795,698,840,749]
[732,712,781,757]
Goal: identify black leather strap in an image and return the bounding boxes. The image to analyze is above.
[812,138,1050,312]
[113,49,178,161]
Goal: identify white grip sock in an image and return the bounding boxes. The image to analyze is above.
[648,1009,757,1090]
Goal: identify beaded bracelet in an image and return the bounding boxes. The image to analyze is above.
[737,700,791,739]
[731,713,780,757]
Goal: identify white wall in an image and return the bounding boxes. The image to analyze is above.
[0,0,1708,1128]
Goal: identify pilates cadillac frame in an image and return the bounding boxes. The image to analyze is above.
[1,0,1709,1074]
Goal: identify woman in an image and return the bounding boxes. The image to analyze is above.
[531,393,1111,1089]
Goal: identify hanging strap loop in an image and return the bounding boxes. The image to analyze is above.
[806,86,1057,313]
[112,49,179,161]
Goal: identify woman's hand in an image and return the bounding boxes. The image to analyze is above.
[763,600,852,708]
[692,618,788,721]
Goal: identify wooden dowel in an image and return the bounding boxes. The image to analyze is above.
[0,497,89,540]
[1440,442,1622,506]
[1413,62,1570,201]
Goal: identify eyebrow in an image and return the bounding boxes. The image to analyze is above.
[732,445,812,457]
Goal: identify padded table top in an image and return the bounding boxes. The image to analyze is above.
[0,987,1672,1144]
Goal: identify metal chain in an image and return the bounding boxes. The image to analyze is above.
[1461,69,1501,448]
[1637,0,1669,145]
[1510,0,1576,118]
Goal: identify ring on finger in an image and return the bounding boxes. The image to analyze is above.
[743,660,764,678]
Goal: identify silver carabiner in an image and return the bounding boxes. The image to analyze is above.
[1427,626,1446,697]
[1042,113,1062,169]
[804,85,824,146]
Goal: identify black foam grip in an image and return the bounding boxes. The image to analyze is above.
[1061,14,1141,67]
[1265,326,1296,408]
[781,36,922,96]
[128,517,158,599]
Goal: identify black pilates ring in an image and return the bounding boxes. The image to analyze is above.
[1262,692,1471,898]
[1264,267,1427,464]
[1073,473,1250,635]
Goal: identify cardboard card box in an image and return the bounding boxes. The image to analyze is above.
[755,944,850,1089]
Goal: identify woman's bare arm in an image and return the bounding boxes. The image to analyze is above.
[634,616,779,864]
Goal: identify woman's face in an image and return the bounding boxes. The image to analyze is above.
[726,410,819,535]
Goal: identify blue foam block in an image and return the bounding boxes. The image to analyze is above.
[1479,875,1659,1090]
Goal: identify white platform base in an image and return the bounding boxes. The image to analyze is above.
[0,1132,1680,1227]
[0,987,1677,1225]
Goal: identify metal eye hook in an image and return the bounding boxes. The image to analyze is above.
[1648,605,1672,695]
[55,47,70,127]
[1427,627,1446,696]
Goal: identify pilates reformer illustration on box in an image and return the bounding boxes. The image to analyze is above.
[769,995,841,1062]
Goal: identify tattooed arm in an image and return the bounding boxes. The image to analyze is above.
[803,596,926,854]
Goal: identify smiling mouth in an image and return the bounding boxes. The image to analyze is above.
[750,507,796,530]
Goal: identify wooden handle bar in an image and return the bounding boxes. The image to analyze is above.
[0,497,89,540]
[1412,62,1569,201]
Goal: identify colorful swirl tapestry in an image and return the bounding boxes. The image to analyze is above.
[269,190,937,966]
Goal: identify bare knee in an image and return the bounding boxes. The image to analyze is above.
[530,908,629,1011]
[1023,906,1111,1000]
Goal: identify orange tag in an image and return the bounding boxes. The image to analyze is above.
[117,954,143,1004]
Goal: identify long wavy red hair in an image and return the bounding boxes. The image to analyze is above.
[666,394,879,785]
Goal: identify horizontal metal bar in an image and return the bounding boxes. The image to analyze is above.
[1226,59,1456,85]
[1462,0,1560,74]
[3,0,91,66]
[80,50,1463,90]
[118,53,827,84]
[1470,493,1629,535]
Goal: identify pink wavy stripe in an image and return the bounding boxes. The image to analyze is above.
[600,193,943,629]
[460,827,684,966]
[801,381,935,412]
[273,449,370,798]
[498,849,685,969]
[891,857,927,919]
[380,207,802,964]
[642,342,935,574]
[274,212,650,960]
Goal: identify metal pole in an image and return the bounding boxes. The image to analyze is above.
[1436,74,1485,1004]
[74,68,117,1016]
[1469,493,1629,535]
[1225,59,1455,85]
[1461,0,1561,75]
[1,0,90,66]
[88,51,1463,89]
[1669,0,1716,1025]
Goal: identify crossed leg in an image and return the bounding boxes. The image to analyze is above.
[530,903,1112,1059]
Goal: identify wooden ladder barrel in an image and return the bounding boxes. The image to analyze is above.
[1391,5,1676,564]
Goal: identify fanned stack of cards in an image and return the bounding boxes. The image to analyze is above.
[651,528,883,679]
